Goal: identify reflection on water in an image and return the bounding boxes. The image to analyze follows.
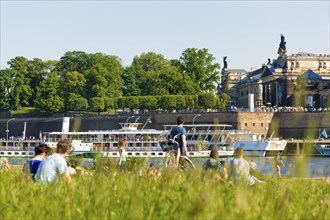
[7,156,330,177]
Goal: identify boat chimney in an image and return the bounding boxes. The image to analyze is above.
[62,117,70,132]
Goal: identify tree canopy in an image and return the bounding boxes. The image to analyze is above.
[0,49,231,113]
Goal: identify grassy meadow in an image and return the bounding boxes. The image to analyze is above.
[0,158,329,220]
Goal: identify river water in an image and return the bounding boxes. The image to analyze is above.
[8,156,329,177]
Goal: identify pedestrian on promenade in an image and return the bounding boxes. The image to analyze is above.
[273,151,285,178]
[118,139,127,171]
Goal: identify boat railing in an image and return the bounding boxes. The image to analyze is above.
[0,146,35,151]
[45,136,165,144]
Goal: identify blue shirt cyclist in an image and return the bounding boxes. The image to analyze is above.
[170,117,188,156]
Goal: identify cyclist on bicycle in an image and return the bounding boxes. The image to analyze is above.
[170,117,188,165]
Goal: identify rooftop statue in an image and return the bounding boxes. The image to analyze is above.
[277,34,287,56]
[276,34,287,68]
[223,56,228,69]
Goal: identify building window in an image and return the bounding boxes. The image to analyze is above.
[253,123,255,127]
[245,123,248,127]
[261,123,263,127]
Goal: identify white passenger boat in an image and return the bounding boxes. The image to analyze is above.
[314,144,330,156]
[42,119,234,158]
[0,139,40,157]
[0,117,286,158]
[163,124,287,157]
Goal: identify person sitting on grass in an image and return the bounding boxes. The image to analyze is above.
[23,144,50,181]
[0,157,11,171]
[203,149,219,170]
[38,139,72,185]
[229,147,260,185]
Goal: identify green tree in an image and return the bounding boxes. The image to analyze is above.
[62,71,87,109]
[7,56,33,109]
[179,48,221,93]
[85,64,108,99]
[139,96,158,111]
[89,97,105,113]
[176,95,186,111]
[104,97,115,110]
[128,52,194,96]
[0,69,14,110]
[198,93,216,110]
[159,95,176,111]
[122,66,141,96]
[34,71,64,113]
[67,93,88,112]
[125,96,139,110]
[27,58,55,106]
[57,51,92,74]
[89,53,124,98]
[185,95,197,110]
[217,93,231,110]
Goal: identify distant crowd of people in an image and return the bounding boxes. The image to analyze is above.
[231,106,330,113]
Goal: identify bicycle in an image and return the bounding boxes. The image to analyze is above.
[160,133,195,171]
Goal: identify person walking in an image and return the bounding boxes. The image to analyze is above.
[170,116,188,167]
[273,151,285,178]
[118,139,127,171]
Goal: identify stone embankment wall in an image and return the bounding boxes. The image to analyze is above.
[0,112,329,139]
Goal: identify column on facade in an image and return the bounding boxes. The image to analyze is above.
[275,81,278,107]
[257,83,263,107]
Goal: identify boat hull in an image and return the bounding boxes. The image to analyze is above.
[314,144,330,156]
[233,139,287,156]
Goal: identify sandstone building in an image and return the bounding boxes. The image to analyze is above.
[220,35,330,109]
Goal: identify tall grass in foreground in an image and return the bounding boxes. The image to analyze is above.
[1,165,329,220]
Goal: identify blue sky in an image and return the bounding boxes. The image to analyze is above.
[1,1,329,70]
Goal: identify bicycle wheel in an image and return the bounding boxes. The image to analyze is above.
[180,156,195,171]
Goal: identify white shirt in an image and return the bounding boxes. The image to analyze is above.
[39,154,68,184]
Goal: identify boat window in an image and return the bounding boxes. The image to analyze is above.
[22,152,26,155]
[136,153,140,156]
[8,152,12,155]
[143,153,148,155]
[15,152,19,155]
[158,152,163,156]
[151,153,155,156]
[0,152,4,155]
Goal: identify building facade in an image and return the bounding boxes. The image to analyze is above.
[221,36,330,109]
